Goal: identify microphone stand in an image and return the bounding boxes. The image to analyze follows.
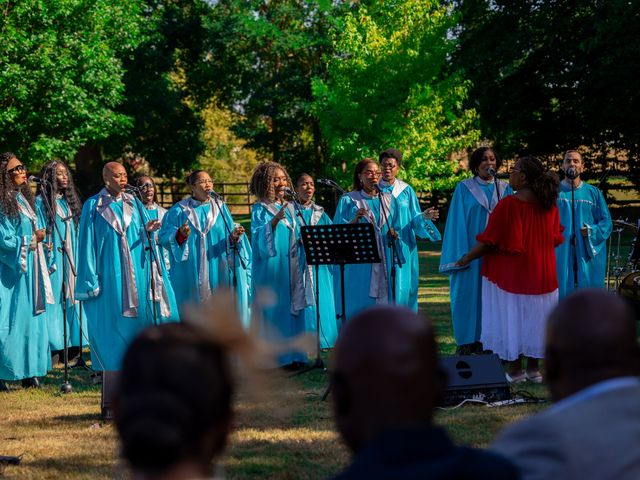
[209,190,247,303]
[289,193,325,374]
[567,173,579,290]
[39,181,76,393]
[491,169,501,202]
[376,184,401,304]
[127,186,162,326]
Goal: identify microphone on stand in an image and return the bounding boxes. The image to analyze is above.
[124,183,140,193]
[284,187,299,200]
[28,175,47,184]
[487,167,497,178]
[566,167,578,180]
[208,189,222,201]
[317,178,346,195]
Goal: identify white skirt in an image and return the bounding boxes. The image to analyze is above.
[480,278,558,361]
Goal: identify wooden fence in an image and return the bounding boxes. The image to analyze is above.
[155,178,639,218]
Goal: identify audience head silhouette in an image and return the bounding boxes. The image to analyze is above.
[544,288,640,401]
[115,323,233,479]
[331,305,442,452]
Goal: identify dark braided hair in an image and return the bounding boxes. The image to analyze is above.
[352,158,379,191]
[249,161,292,202]
[115,323,233,475]
[518,156,559,210]
[37,160,82,226]
[0,152,35,219]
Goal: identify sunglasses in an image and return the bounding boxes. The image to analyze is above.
[8,164,26,174]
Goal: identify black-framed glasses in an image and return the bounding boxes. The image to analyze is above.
[8,164,26,174]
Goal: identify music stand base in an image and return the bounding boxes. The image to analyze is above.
[70,356,91,371]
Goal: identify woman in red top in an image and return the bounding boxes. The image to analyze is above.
[457,156,563,383]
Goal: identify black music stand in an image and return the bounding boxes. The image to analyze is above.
[300,223,381,398]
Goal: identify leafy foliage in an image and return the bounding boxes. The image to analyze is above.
[195,0,344,178]
[0,0,145,169]
[455,0,640,185]
[101,0,210,178]
[313,0,479,190]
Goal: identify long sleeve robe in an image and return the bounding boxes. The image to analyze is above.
[36,195,88,351]
[556,181,612,298]
[158,197,251,325]
[251,201,311,366]
[439,177,512,346]
[378,179,442,311]
[0,194,51,380]
[296,202,339,349]
[75,190,178,371]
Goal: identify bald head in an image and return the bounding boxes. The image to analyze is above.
[331,306,441,453]
[545,289,640,401]
[103,162,128,195]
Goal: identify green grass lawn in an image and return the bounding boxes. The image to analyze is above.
[3,218,631,478]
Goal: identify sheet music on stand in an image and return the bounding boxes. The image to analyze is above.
[301,223,381,269]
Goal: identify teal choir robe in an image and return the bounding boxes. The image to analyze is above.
[556,181,612,298]
[0,193,53,380]
[296,202,338,349]
[158,197,251,325]
[332,191,390,320]
[439,177,512,346]
[251,201,313,365]
[144,203,171,273]
[378,179,442,311]
[36,195,88,351]
[75,190,179,371]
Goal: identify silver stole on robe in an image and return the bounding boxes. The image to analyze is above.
[18,195,54,314]
[347,191,389,304]
[179,198,219,301]
[96,190,139,317]
[462,177,509,221]
[263,202,313,315]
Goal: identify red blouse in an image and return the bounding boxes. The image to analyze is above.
[477,195,564,295]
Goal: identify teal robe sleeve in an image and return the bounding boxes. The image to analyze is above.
[0,213,30,273]
[74,198,100,300]
[583,187,612,260]
[405,186,441,242]
[439,184,470,273]
[251,203,278,259]
[333,194,358,224]
[158,204,190,263]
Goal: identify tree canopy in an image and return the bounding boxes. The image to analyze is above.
[0,0,145,168]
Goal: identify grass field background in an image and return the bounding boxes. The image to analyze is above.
[0,216,636,479]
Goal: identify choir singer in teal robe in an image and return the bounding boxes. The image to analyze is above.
[35,160,88,354]
[75,162,178,372]
[377,149,441,312]
[294,173,338,349]
[439,147,512,354]
[158,170,251,324]
[0,153,52,390]
[556,150,612,298]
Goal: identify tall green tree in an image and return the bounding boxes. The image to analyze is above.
[0,0,145,169]
[313,0,479,191]
[101,0,210,179]
[196,0,343,177]
[455,0,640,184]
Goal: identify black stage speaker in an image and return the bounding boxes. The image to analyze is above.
[439,354,510,406]
[101,371,120,421]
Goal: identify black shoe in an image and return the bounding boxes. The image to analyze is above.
[21,377,41,389]
[0,380,8,392]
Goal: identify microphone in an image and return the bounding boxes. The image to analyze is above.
[487,167,497,178]
[566,167,578,180]
[317,178,346,194]
[28,175,46,184]
[124,183,139,192]
[284,187,298,199]
[373,183,382,193]
[208,189,221,201]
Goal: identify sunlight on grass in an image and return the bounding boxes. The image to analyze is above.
[0,233,554,479]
